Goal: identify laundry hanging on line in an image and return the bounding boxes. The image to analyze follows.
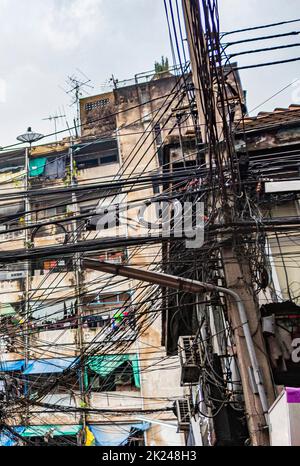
[44,156,66,179]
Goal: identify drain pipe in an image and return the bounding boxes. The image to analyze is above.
[83,259,269,420]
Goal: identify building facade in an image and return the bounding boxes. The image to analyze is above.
[0,67,198,446]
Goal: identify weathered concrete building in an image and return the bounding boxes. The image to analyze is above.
[184,105,300,446]
[0,62,263,447]
[0,67,196,446]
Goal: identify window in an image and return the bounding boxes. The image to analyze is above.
[43,259,68,271]
[87,249,126,264]
[27,435,78,446]
[82,292,131,307]
[76,151,118,169]
[154,123,162,146]
[87,206,120,230]
[30,299,77,326]
[26,372,80,395]
[151,174,161,195]
[82,314,110,328]
[81,195,122,231]
[85,98,109,112]
[0,374,23,401]
[125,429,145,446]
[32,204,67,222]
[87,361,137,392]
[0,222,24,241]
[0,202,25,240]
[30,202,70,238]
[32,258,73,275]
[0,150,25,173]
[81,292,135,331]
[82,308,135,332]
[172,160,197,171]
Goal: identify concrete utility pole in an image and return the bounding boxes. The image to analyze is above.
[16,128,44,368]
[83,260,270,444]
[182,0,275,445]
[23,146,31,368]
[69,142,87,442]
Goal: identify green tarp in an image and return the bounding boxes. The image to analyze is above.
[29,157,47,177]
[85,354,140,388]
[21,424,81,437]
[0,303,16,317]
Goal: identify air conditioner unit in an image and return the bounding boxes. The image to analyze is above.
[175,398,192,432]
[178,336,202,385]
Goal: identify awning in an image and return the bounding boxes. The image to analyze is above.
[0,427,25,446]
[0,360,24,371]
[86,354,140,388]
[29,157,47,177]
[23,357,76,375]
[0,303,16,317]
[20,424,81,437]
[88,423,149,446]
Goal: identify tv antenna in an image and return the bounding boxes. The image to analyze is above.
[61,69,94,134]
[42,111,66,141]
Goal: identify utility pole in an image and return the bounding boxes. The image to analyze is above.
[23,145,30,368]
[82,259,272,446]
[182,0,275,445]
[69,142,87,443]
[16,127,44,426]
[16,128,44,368]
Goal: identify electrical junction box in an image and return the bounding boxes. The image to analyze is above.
[268,387,300,446]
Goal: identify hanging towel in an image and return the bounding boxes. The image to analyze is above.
[29,158,47,177]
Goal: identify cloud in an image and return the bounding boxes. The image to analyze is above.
[41,0,105,51]
[0,0,299,147]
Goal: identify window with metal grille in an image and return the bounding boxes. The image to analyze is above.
[82,292,131,306]
[76,151,118,169]
[85,98,109,112]
[125,429,145,446]
[26,372,80,395]
[87,361,137,392]
[32,257,73,274]
[27,435,78,446]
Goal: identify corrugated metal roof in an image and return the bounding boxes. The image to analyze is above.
[237,104,300,131]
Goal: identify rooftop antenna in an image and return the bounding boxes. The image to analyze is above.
[61,105,73,139]
[110,74,118,89]
[42,112,66,142]
[63,70,94,135]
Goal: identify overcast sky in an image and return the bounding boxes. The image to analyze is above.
[0,0,299,147]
